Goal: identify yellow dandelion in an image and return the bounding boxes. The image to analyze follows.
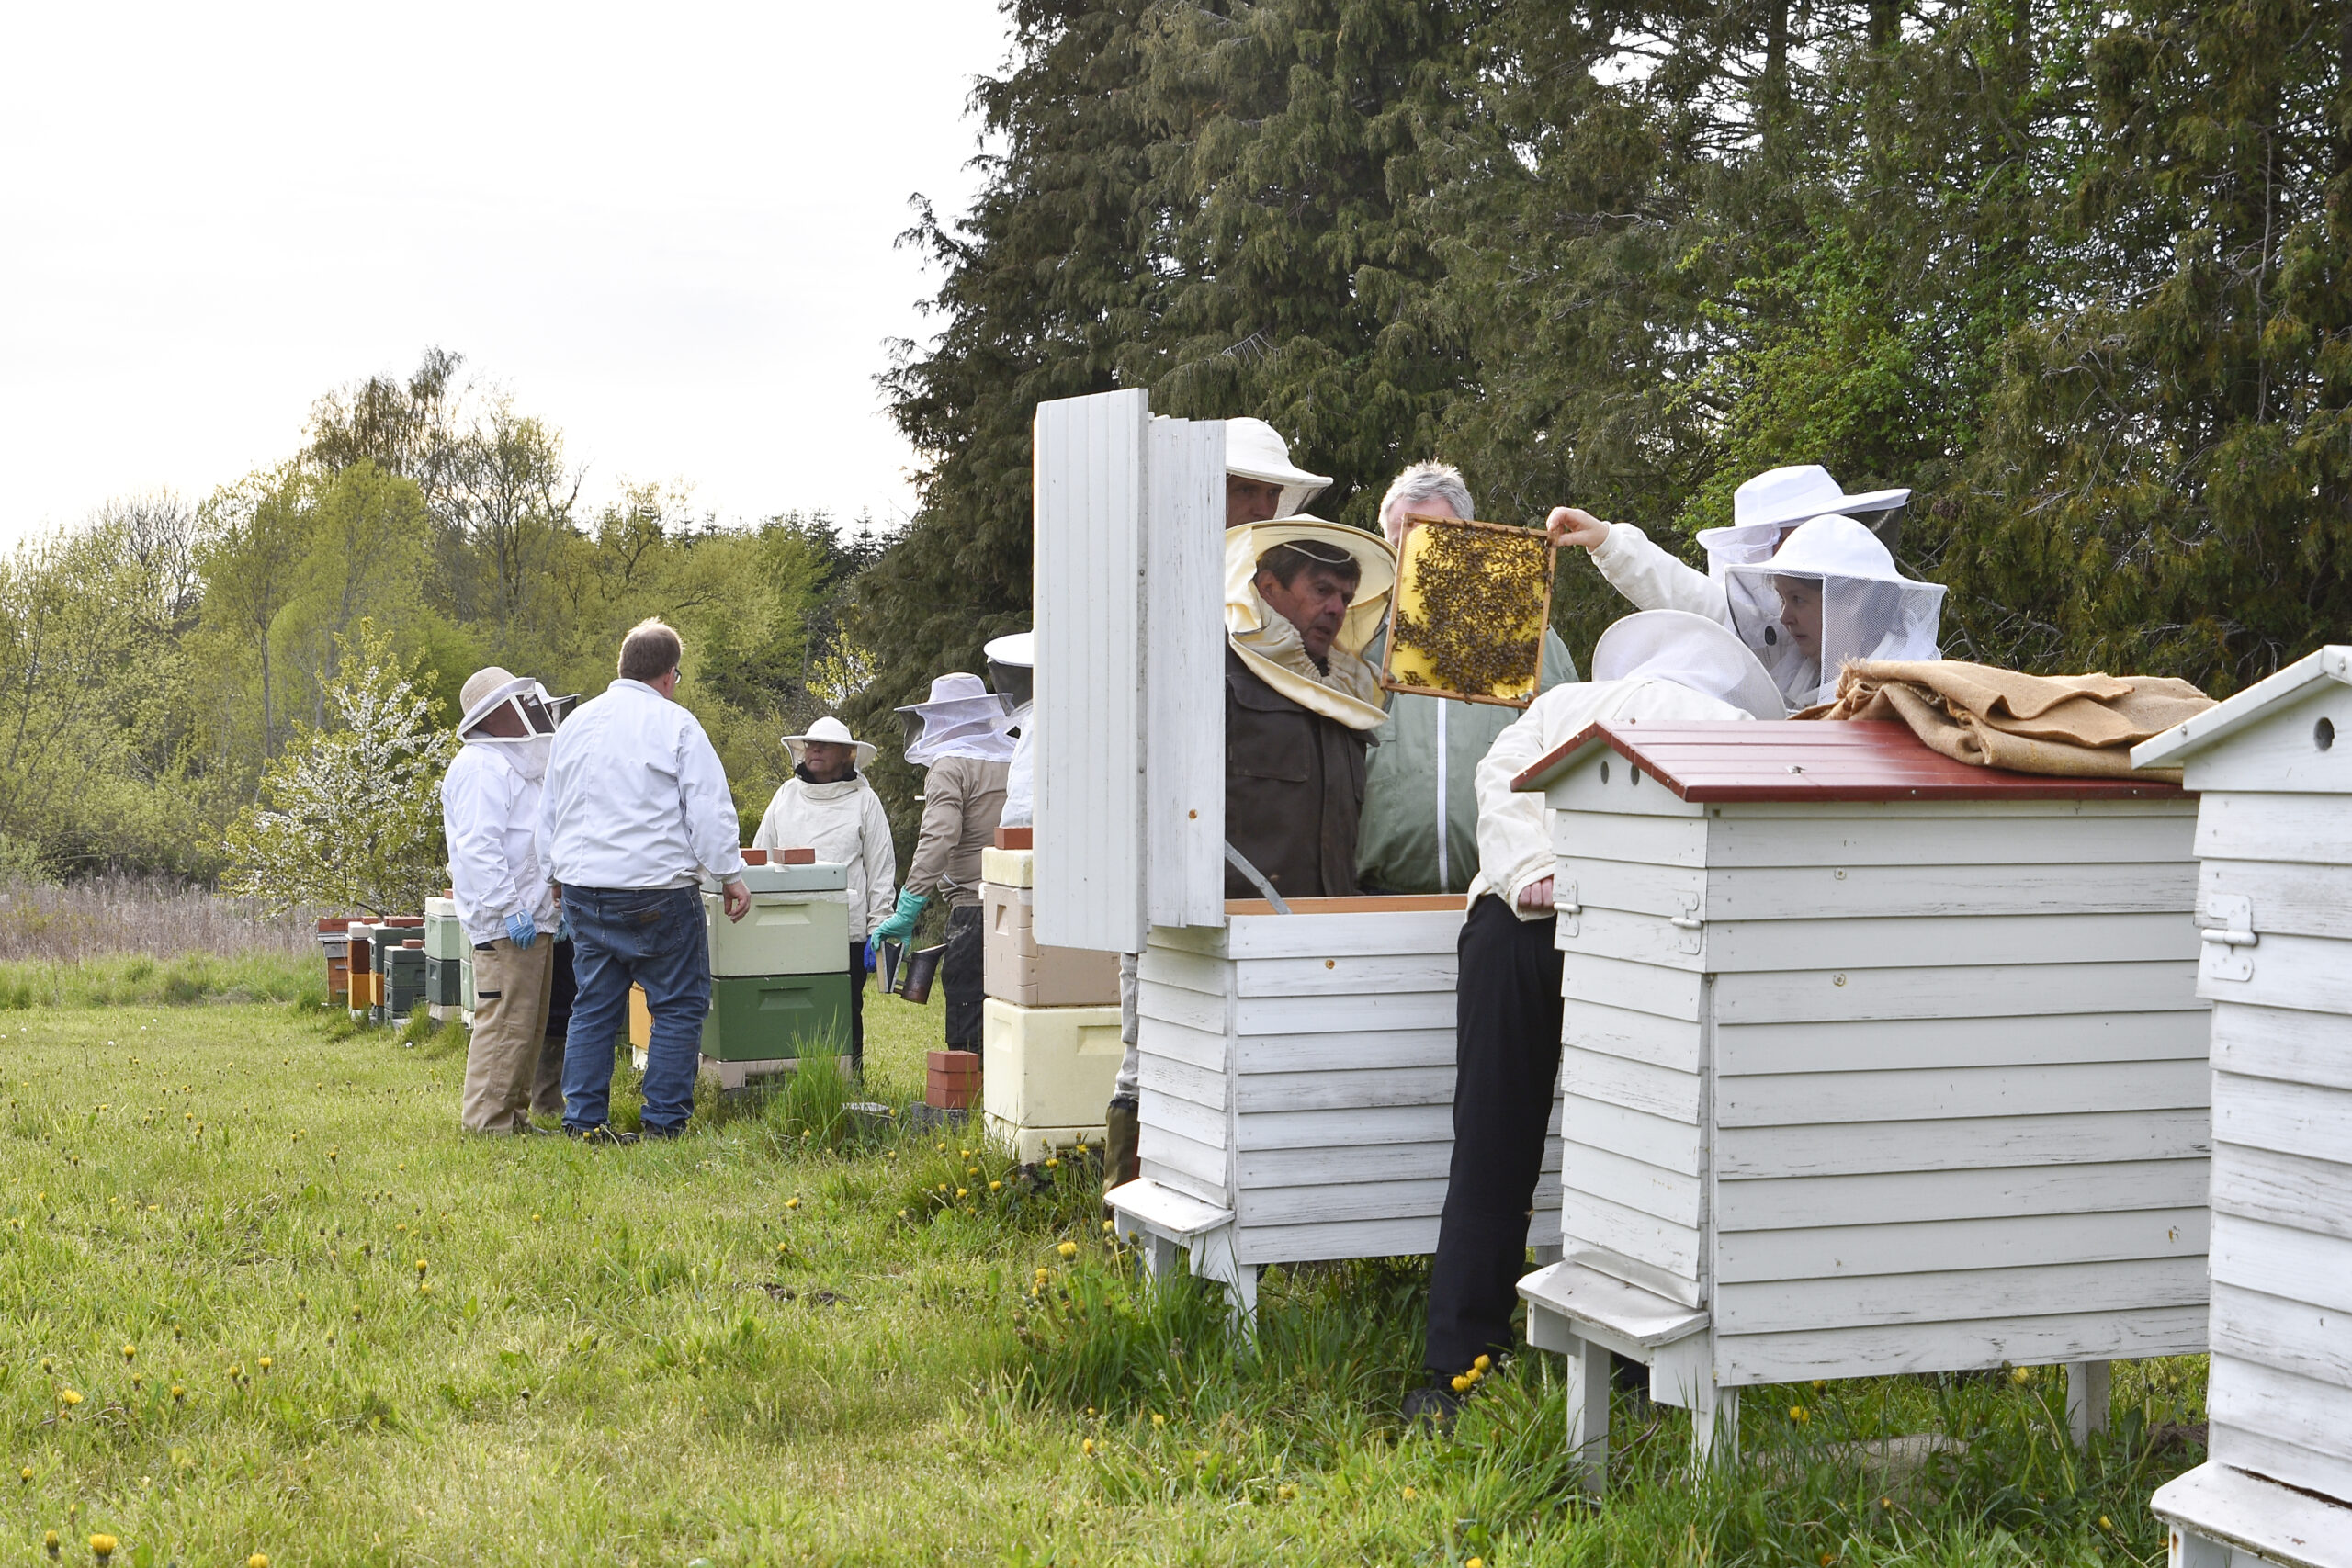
[1044,1157,1059,1169]
[786,1198,800,1210]
[956,1188,967,1199]
[1451,1375,1471,1394]
[43,1529,59,1558]
[1081,1438,1096,1455]
[251,1556,271,1568]
[418,1281,433,1295]
[1790,1405,1808,1424]
[120,1345,134,1362]
[2010,1366,2030,1385]
[1473,1355,1490,1372]
[1057,1240,1078,1259]
[17,1465,29,1483]
[966,1167,978,1178]
[1102,1220,1114,1233]
[1277,1483,1296,1501]
[1468,1559,1485,1568]
[256,1357,272,1371]
[2098,1517,2113,1531]
[989,1180,1002,1192]
[1402,1486,1418,1501]
[90,1537,116,1560]
[59,1389,82,1407]
[1879,1496,1892,1511]
[170,1385,185,1403]
[1150,1413,1165,1427]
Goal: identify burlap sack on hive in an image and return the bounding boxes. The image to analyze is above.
[1816,660,2215,780]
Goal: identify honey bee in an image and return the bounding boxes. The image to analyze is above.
[1388,521,1551,704]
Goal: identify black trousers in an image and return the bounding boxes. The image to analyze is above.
[1424,894,1565,1377]
[944,902,984,1051]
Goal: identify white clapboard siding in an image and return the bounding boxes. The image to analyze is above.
[1715,1305,2210,1384]
[2210,1001,2352,1093]
[1526,724,2211,1396]
[1135,902,1565,1270]
[1033,390,1147,953]
[2137,656,2352,1563]
[1141,413,1227,931]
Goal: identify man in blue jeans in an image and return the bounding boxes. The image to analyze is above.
[540,618,752,1143]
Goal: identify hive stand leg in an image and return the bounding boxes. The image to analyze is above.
[1690,1382,1739,1468]
[2066,1359,2111,1448]
[1133,1227,1182,1280]
[1223,1264,1261,1335]
[1562,1334,1612,1493]
[2167,1524,2229,1568]
[1531,1243,1565,1267]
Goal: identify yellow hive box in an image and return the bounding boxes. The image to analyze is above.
[979,997,1122,1133]
[1381,515,1555,708]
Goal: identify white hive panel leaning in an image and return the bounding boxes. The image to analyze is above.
[2139,646,2352,1568]
[1514,719,2208,1469]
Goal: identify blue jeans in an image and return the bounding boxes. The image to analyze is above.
[560,884,709,1134]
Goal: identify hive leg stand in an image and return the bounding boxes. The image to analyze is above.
[1107,1179,1258,1330]
[2065,1359,2111,1448]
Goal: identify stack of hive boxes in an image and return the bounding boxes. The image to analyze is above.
[345,921,378,1022]
[695,856,854,1089]
[424,897,468,1021]
[377,919,426,1022]
[980,834,1123,1160]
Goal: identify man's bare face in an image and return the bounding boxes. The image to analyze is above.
[800,739,856,782]
[1256,564,1358,662]
[1227,476,1284,527]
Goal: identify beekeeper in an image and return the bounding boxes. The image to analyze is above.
[1411,611,1784,1427]
[1103,419,1333,1197]
[872,673,1013,1055]
[751,716,896,1074]
[443,666,564,1136]
[1222,517,1396,900]
[1356,461,1581,896]
[1550,502,1945,710]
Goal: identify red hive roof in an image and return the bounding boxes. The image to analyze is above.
[1512,720,2190,803]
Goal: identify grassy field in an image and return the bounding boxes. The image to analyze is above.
[1,974,2206,1566]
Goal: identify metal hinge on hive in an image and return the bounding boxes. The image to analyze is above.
[1556,880,1579,938]
[1670,892,1702,955]
[2200,892,2256,982]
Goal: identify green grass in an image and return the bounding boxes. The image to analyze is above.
[0,980,2206,1565]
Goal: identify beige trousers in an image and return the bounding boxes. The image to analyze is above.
[461,934,555,1134]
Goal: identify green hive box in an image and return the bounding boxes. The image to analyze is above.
[700,973,855,1062]
[424,897,467,960]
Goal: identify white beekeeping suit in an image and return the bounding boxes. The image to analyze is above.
[1587,513,1944,710]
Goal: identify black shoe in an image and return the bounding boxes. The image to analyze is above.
[567,1123,639,1146]
[639,1122,690,1141]
[1402,1382,1462,1434]
[514,1121,560,1136]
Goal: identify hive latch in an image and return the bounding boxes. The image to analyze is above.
[2199,892,2256,982]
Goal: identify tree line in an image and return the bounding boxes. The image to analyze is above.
[8,350,876,882]
[849,0,2352,785]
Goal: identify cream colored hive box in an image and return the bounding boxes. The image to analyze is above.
[2140,649,2352,1568]
[984,867,1121,1007]
[1513,720,2206,1472]
[703,886,849,978]
[981,997,1123,1134]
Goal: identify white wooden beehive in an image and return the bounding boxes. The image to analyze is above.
[1134,896,1563,1298]
[2138,647,2352,1568]
[1512,718,2208,1467]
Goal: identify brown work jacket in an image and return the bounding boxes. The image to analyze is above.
[1224,648,1369,902]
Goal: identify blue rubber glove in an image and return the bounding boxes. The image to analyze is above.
[866,889,928,962]
[504,909,537,947]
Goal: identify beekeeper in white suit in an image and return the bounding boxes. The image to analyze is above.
[1689,464,1913,581]
[752,716,897,1074]
[1550,492,1946,710]
[1413,611,1784,1425]
[443,666,563,1135]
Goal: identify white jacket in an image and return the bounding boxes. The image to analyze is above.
[1467,677,1757,921]
[752,774,899,941]
[540,679,747,891]
[441,742,558,944]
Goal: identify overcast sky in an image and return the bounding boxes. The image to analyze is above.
[0,0,1012,547]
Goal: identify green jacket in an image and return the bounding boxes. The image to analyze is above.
[1354,628,1580,895]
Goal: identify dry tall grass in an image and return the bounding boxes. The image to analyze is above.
[0,874,317,963]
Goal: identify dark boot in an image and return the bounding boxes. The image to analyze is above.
[1103,1096,1141,1201]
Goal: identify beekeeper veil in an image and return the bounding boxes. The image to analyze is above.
[1590,611,1785,720]
[457,667,561,782]
[896,672,1016,767]
[1722,514,1946,709]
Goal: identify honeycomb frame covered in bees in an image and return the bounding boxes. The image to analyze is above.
[1379,514,1557,708]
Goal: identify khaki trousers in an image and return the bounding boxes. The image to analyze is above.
[461,934,556,1134]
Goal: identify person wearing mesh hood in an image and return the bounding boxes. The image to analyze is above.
[1409,611,1784,1428]
[1550,468,1946,710]
[872,673,1014,1055]
[443,667,564,1135]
